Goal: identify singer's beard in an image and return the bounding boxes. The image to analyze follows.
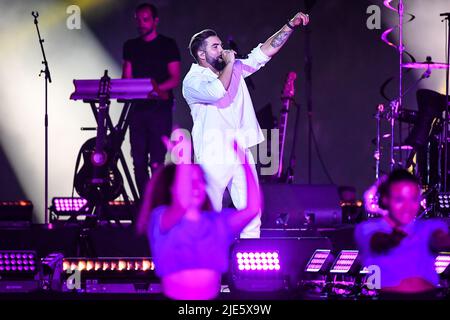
[206,54,226,71]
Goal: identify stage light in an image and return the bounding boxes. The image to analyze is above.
[0,251,40,292]
[305,249,334,273]
[436,193,450,214]
[142,260,151,272]
[62,257,155,273]
[61,257,159,293]
[118,260,126,271]
[229,238,332,293]
[330,250,360,274]
[50,197,136,222]
[435,252,450,275]
[235,251,282,273]
[52,197,88,213]
[0,251,37,274]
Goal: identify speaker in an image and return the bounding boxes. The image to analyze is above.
[260,183,342,228]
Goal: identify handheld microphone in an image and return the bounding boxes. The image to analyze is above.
[228,37,248,59]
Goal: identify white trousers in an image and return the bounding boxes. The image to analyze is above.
[198,149,261,238]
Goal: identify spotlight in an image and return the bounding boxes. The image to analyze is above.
[235,251,281,272]
[0,250,40,292]
[229,238,332,294]
[51,197,88,213]
[62,257,155,273]
[61,257,159,293]
[50,197,136,222]
[305,249,334,273]
[435,252,450,275]
[436,193,450,215]
[330,250,360,274]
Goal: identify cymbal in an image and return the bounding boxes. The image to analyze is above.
[402,61,450,69]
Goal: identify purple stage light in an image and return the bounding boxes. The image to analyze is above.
[305,249,332,273]
[0,251,38,275]
[435,253,450,275]
[62,258,155,273]
[330,250,359,274]
[52,197,88,212]
[235,251,281,272]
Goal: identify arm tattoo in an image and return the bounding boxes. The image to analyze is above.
[270,30,291,48]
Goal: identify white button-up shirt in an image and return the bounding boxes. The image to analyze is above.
[182,44,271,163]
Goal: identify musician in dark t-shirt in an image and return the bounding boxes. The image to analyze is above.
[122,3,181,198]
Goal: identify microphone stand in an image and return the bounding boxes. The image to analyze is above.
[304,20,313,184]
[32,11,52,225]
[440,12,450,191]
[285,101,301,183]
[397,0,405,170]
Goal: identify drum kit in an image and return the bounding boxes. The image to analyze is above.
[373,3,450,202]
[370,57,450,218]
[369,4,450,221]
[374,58,449,173]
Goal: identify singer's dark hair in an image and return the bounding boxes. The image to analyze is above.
[135,3,158,18]
[188,29,218,62]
